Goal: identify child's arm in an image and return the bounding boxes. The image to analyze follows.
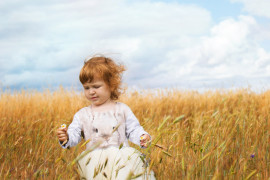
[57,114,82,149]
[124,105,151,148]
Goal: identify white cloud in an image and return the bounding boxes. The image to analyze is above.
[144,15,270,89]
[231,0,270,18]
[2,67,80,89]
[0,0,269,91]
[0,0,212,89]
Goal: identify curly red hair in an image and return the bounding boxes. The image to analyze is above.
[79,56,126,100]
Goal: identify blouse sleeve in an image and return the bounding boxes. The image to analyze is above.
[124,105,150,146]
[59,113,82,149]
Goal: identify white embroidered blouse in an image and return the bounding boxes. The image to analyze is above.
[61,102,149,150]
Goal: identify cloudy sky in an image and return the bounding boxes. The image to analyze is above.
[1,0,270,92]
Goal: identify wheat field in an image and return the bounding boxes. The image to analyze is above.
[0,87,270,179]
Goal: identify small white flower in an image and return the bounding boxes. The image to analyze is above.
[61,124,67,129]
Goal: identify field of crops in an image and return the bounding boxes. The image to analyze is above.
[0,88,270,179]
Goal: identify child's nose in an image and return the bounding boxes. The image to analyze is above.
[89,88,95,94]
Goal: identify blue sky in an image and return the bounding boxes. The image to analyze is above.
[0,0,270,92]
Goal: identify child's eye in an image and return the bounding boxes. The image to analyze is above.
[93,86,100,89]
[84,87,89,90]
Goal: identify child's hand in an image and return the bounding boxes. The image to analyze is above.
[56,124,68,145]
[140,134,151,148]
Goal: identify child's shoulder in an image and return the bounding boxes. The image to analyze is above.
[116,101,127,107]
[116,101,132,112]
[74,106,91,117]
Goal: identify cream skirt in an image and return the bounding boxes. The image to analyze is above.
[77,146,155,180]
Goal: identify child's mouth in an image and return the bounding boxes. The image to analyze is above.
[91,97,98,100]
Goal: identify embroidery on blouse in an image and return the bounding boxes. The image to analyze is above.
[89,102,121,146]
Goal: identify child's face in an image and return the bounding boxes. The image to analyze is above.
[83,79,112,107]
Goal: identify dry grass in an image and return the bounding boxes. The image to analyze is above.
[0,87,270,179]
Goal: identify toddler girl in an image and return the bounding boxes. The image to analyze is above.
[56,56,155,179]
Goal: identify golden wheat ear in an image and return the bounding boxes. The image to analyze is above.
[61,140,68,146]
